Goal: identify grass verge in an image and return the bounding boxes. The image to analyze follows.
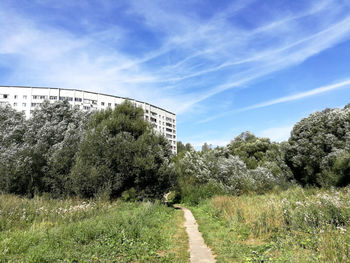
[188,186,350,262]
[0,195,189,262]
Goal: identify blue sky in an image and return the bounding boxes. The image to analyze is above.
[1,0,350,147]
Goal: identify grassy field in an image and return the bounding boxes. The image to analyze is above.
[189,186,350,262]
[0,195,189,262]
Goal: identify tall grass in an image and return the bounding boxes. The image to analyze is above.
[189,186,350,262]
[0,195,189,262]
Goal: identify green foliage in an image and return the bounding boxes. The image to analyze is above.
[71,101,176,199]
[286,105,350,186]
[0,101,175,200]
[0,101,87,197]
[179,180,226,205]
[176,141,193,160]
[176,142,291,203]
[201,142,212,153]
[0,195,189,262]
[189,187,350,262]
[228,131,292,178]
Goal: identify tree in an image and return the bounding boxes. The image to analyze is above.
[286,105,350,186]
[201,142,212,153]
[0,101,87,196]
[71,101,176,199]
[227,131,291,178]
[177,141,186,154]
[0,106,26,193]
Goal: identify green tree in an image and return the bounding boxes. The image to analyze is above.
[0,101,87,196]
[0,106,26,193]
[71,101,176,199]
[286,105,350,186]
[177,141,186,153]
[227,131,291,178]
[201,142,212,153]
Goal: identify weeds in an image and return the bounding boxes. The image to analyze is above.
[189,186,350,262]
[0,195,189,262]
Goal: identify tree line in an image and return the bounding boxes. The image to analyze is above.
[0,101,349,200]
[0,100,175,199]
[175,104,350,203]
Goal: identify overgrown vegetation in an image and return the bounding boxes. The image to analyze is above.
[172,104,350,262]
[189,187,350,262]
[175,133,292,205]
[175,104,350,204]
[0,195,189,262]
[1,98,350,261]
[0,101,175,199]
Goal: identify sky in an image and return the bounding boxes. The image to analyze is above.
[1,0,350,148]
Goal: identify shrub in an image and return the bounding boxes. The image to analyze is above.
[176,147,290,203]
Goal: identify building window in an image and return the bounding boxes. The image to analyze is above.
[75,97,82,102]
[22,103,26,107]
[101,102,105,106]
[14,95,18,99]
[108,103,111,107]
[13,102,17,107]
[115,103,119,107]
[39,95,46,100]
[31,103,41,107]
[32,95,38,99]
[23,95,27,99]
[49,96,57,100]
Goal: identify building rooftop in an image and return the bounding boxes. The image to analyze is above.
[0,85,176,115]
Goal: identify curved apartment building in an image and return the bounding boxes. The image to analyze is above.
[0,86,177,153]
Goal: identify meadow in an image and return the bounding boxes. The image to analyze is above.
[0,195,189,262]
[189,186,350,262]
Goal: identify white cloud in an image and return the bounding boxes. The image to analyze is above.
[198,78,350,124]
[241,79,350,112]
[1,0,350,115]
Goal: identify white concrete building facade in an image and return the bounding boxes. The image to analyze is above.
[0,86,177,153]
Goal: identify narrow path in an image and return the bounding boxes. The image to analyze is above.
[174,205,216,263]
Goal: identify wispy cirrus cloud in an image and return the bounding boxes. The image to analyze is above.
[198,78,350,124]
[0,0,350,116]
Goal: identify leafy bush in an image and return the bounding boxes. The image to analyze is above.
[176,146,290,203]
